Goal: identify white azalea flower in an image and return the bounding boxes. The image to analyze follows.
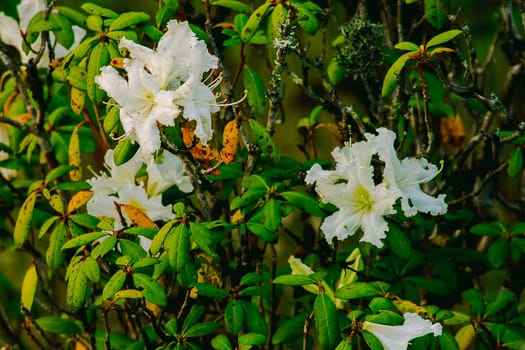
[95,61,180,158]
[87,148,142,195]
[117,181,174,223]
[367,128,447,217]
[172,76,219,145]
[306,141,397,248]
[0,0,85,66]
[86,148,174,230]
[146,151,192,196]
[96,20,220,155]
[362,312,443,350]
[120,20,217,90]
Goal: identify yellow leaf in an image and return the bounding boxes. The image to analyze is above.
[220,119,239,164]
[68,123,83,181]
[231,209,243,223]
[21,264,38,311]
[70,87,85,115]
[120,203,157,228]
[67,191,93,215]
[455,324,475,350]
[440,114,466,152]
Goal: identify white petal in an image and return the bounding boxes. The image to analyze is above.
[320,208,362,243]
[146,151,192,195]
[362,313,442,350]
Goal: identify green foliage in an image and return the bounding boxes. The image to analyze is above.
[0,1,524,349]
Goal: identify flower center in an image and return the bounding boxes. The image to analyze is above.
[353,185,373,211]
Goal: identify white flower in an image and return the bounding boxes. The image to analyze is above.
[86,148,143,195]
[95,61,180,158]
[0,124,17,180]
[86,148,175,230]
[96,20,219,155]
[120,20,217,90]
[146,151,192,196]
[367,128,447,217]
[0,0,85,66]
[306,140,398,248]
[362,312,443,350]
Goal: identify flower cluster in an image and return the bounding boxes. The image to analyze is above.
[96,20,219,159]
[362,312,443,350]
[86,148,191,232]
[306,127,447,248]
[0,0,85,66]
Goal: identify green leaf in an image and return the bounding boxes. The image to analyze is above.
[273,274,317,286]
[109,11,150,31]
[46,223,67,269]
[45,165,77,185]
[62,232,107,250]
[240,272,263,285]
[190,222,218,258]
[246,222,277,243]
[507,148,523,177]
[239,333,266,346]
[244,65,267,117]
[263,198,281,231]
[424,0,450,29]
[488,239,510,268]
[335,281,391,300]
[248,118,280,161]
[50,13,75,49]
[184,322,221,338]
[426,29,462,47]
[241,300,268,336]
[14,192,37,248]
[182,305,205,332]
[35,316,82,336]
[103,270,127,300]
[150,220,174,255]
[385,225,411,258]
[132,273,167,306]
[81,3,118,18]
[314,293,339,350]
[470,221,506,236]
[484,289,516,317]
[165,318,177,336]
[119,239,147,262]
[272,310,310,345]
[113,139,139,166]
[212,0,251,13]
[86,14,103,31]
[21,264,38,311]
[294,1,320,35]
[87,43,110,104]
[190,282,229,298]
[280,191,324,216]
[91,235,117,258]
[462,289,484,317]
[241,3,271,43]
[56,6,87,27]
[211,334,233,350]
[167,224,190,272]
[84,256,100,283]
[394,41,419,51]
[381,52,413,97]
[66,262,88,312]
[225,301,244,335]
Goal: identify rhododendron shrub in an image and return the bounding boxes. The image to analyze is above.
[0,1,524,349]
